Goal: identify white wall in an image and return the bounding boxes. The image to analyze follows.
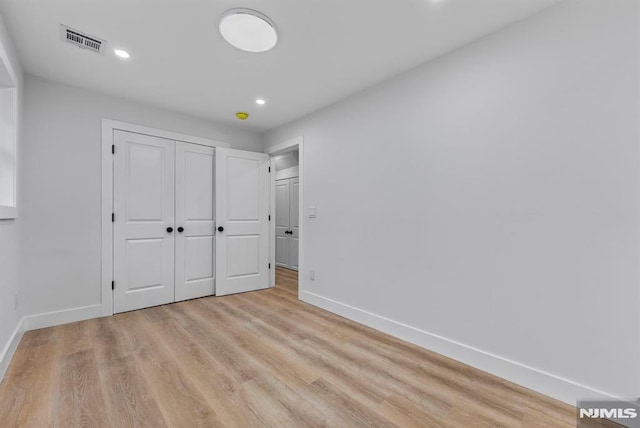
[0,13,23,378]
[21,75,262,318]
[264,0,640,403]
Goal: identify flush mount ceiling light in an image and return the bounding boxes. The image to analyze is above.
[255,98,266,105]
[114,49,130,59]
[219,8,278,53]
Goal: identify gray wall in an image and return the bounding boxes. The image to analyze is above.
[264,0,640,401]
[21,75,262,316]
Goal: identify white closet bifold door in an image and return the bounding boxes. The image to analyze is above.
[174,142,215,302]
[113,130,176,313]
[215,148,271,296]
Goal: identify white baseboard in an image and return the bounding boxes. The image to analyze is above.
[0,317,25,382]
[0,304,103,383]
[22,304,103,331]
[300,290,615,406]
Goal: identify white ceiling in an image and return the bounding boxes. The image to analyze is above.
[0,0,560,132]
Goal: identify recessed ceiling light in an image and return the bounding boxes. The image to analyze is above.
[256,98,266,105]
[114,49,130,59]
[219,8,278,53]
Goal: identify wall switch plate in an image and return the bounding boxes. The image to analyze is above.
[309,207,317,218]
[309,269,315,280]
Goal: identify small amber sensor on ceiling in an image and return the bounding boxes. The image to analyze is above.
[236,112,249,120]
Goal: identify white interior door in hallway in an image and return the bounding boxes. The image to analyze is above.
[275,177,299,271]
[113,131,269,313]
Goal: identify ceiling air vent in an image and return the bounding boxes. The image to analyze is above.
[60,25,106,55]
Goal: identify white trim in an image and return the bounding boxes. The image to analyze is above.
[0,86,19,219]
[266,137,304,291]
[102,119,231,149]
[300,290,618,406]
[101,119,231,316]
[267,136,303,155]
[101,122,113,316]
[0,206,17,219]
[0,34,19,220]
[22,304,103,331]
[275,166,299,181]
[1,304,103,382]
[269,157,276,287]
[0,317,25,382]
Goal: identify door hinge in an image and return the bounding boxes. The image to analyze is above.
[268,215,271,221]
[268,263,271,269]
[112,144,115,154]
[112,212,115,222]
[111,281,115,290]
[268,166,271,173]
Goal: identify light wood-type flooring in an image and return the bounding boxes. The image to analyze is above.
[0,267,577,427]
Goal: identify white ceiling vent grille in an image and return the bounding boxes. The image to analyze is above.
[60,25,106,55]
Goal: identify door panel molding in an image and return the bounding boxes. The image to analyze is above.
[275,179,290,268]
[215,148,270,296]
[113,131,175,313]
[175,142,215,302]
[275,177,299,271]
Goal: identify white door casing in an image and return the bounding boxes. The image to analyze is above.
[215,148,271,296]
[113,131,175,313]
[175,142,215,301]
[290,177,300,271]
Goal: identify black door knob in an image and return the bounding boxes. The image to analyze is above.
[217,226,224,232]
[167,227,174,233]
[177,227,184,233]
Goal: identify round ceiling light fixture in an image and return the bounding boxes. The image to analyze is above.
[114,49,130,59]
[219,8,278,53]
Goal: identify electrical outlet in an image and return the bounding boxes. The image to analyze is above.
[14,292,19,310]
[309,269,315,281]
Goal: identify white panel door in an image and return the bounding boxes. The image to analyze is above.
[215,148,270,296]
[113,131,175,313]
[275,177,299,271]
[275,179,290,268]
[175,142,215,302]
[289,177,300,271]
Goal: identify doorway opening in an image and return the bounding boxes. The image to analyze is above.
[267,137,303,296]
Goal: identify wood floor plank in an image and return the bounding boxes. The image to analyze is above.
[148,313,258,427]
[0,267,577,427]
[91,316,168,428]
[116,310,223,428]
[51,349,110,428]
[0,332,55,427]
